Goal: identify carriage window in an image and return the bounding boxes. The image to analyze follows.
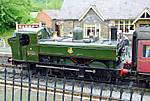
[143,45,150,58]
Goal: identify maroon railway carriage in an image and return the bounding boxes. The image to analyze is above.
[137,40,150,73]
[122,27,150,81]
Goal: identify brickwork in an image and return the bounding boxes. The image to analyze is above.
[36,11,53,28]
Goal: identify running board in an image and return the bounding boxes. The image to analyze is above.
[36,64,96,73]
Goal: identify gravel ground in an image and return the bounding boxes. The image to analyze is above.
[0,47,11,53]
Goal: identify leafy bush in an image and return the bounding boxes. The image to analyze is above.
[0,0,33,34]
[31,0,63,11]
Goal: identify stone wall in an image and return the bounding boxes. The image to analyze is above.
[74,20,82,28]
[63,20,74,35]
[60,20,109,38]
[101,21,109,38]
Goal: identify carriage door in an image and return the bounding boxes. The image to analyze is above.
[137,40,150,73]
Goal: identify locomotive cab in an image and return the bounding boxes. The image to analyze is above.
[132,27,150,74]
[8,28,49,64]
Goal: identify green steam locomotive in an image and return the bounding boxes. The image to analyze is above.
[8,27,124,79]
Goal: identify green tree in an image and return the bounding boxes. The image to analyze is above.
[47,0,63,9]
[31,0,63,11]
[0,0,32,34]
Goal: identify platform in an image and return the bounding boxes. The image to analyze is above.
[0,47,12,57]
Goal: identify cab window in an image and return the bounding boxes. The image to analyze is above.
[20,34,30,46]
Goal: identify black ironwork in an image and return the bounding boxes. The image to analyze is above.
[89,82,93,101]
[0,67,147,101]
[71,79,75,101]
[28,71,31,101]
[20,70,23,101]
[45,71,48,101]
[80,81,84,101]
[36,72,40,101]
[12,67,15,101]
[62,77,66,101]
[4,68,7,101]
[53,76,57,101]
[99,83,103,101]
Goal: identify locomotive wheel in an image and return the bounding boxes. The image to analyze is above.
[93,70,112,83]
[64,70,77,78]
[89,61,107,68]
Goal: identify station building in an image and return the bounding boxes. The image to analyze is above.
[36,0,150,39]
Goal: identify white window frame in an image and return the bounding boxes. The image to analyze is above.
[115,20,134,33]
[84,24,101,38]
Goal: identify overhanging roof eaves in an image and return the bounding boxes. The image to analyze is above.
[79,5,105,21]
[132,8,150,24]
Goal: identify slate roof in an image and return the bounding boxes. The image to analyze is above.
[132,8,150,24]
[43,10,59,19]
[59,0,150,20]
[147,8,150,13]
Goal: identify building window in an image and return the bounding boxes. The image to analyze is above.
[120,20,124,25]
[84,24,100,38]
[130,25,134,30]
[115,20,134,33]
[87,27,95,36]
[120,25,123,32]
[41,22,46,27]
[125,25,129,32]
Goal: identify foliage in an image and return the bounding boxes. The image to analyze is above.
[0,0,63,36]
[31,0,63,11]
[0,28,15,44]
[47,0,63,9]
[0,0,32,34]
